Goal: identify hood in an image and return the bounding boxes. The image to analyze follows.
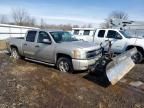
[126,35,144,39]
[56,41,100,51]
[126,37,144,47]
[128,37,144,41]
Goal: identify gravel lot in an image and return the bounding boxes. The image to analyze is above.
[0,53,144,108]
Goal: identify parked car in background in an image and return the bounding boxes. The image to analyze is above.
[72,28,96,42]
[72,28,144,63]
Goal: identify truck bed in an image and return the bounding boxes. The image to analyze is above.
[6,37,25,53]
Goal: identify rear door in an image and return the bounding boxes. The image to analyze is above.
[23,31,38,58]
[94,29,106,45]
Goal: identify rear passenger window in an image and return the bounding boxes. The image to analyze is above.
[83,30,90,35]
[74,30,79,35]
[26,31,37,42]
[98,30,105,38]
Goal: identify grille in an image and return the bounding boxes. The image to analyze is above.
[86,49,101,59]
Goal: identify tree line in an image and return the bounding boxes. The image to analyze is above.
[0,8,128,30]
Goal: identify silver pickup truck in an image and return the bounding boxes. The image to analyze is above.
[6,29,102,73]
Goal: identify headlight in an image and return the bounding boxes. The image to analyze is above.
[72,50,81,59]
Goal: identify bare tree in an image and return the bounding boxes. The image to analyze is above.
[87,24,93,28]
[38,22,73,31]
[100,21,110,29]
[72,25,80,28]
[60,24,72,30]
[101,11,129,28]
[40,18,47,29]
[109,11,128,20]
[25,16,36,26]
[81,25,87,28]
[0,15,9,24]
[81,24,93,28]
[11,8,36,26]
[12,8,28,25]
[29,17,36,26]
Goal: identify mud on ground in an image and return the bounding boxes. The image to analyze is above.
[0,53,143,108]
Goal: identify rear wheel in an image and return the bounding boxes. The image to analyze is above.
[11,48,20,59]
[57,57,73,73]
[131,51,143,63]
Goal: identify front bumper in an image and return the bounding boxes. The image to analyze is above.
[72,57,99,71]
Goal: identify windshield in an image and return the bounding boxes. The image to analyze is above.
[120,30,144,38]
[50,31,78,43]
[120,31,131,38]
[127,30,144,38]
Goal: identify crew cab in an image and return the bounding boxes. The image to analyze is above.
[6,29,102,73]
[72,28,144,63]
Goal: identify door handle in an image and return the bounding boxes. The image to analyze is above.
[24,43,27,46]
[35,45,39,48]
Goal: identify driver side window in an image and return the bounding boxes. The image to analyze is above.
[37,31,51,43]
[107,30,122,39]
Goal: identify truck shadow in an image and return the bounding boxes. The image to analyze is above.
[83,73,111,87]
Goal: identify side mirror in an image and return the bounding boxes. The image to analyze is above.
[42,39,52,44]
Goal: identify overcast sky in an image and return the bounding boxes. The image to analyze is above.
[0,0,144,25]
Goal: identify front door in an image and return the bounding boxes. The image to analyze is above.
[34,31,55,63]
[105,30,127,53]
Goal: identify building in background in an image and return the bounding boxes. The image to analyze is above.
[0,24,39,40]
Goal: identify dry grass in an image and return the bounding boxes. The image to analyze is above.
[0,54,143,108]
[0,40,6,50]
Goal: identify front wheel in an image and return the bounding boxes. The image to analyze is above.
[57,57,73,73]
[131,51,143,64]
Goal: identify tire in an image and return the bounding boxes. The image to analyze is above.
[57,57,73,73]
[11,48,20,60]
[131,51,143,64]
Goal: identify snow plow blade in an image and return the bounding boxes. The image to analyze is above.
[106,48,137,85]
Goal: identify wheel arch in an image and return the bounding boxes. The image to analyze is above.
[10,45,23,57]
[10,45,18,51]
[56,53,72,62]
[56,53,73,73]
[126,45,144,56]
